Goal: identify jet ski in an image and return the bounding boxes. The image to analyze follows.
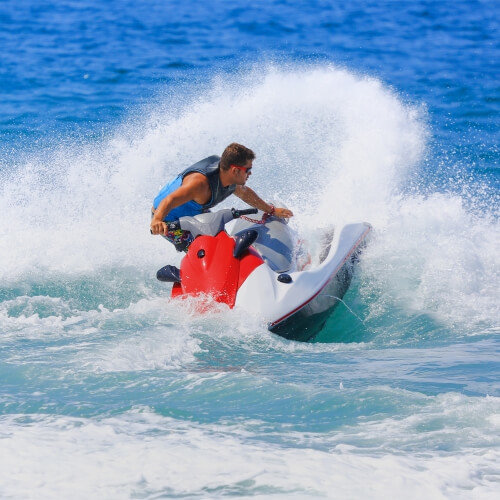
[157,208,371,342]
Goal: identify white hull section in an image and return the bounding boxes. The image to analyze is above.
[234,222,371,340]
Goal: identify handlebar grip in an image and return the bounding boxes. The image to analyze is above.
[232,208,259,218]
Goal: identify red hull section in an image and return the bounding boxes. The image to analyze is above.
[171,232,263,308]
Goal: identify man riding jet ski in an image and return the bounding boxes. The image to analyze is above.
[150,143,293,251]
[151,143,371,341]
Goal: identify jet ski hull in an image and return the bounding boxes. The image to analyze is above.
[269,246,360,342]
[233,222,371,342]
[166,209,371,342]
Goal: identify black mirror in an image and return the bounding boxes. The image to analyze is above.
[233,230,258,258]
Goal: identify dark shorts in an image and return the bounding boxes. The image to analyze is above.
[162,227,194,252]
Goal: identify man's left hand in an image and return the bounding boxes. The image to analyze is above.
[274,207,293,218]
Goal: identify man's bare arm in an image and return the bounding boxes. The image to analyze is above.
[234,185,293,218]
[151,174,210,235]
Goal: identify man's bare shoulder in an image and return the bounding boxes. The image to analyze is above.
[181,171,211,203]
[182,172,209,188]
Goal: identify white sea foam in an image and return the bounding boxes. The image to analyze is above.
[0,64,497,336]
[0,404,498,499]
[77,323,202,373]
[0,292,271,372]
[0,295,90,341]
[360,193,500,335]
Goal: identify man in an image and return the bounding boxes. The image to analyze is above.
[151,143,293,251]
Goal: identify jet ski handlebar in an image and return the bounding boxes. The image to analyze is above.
[231,208,258,218]
[162,208,259,234]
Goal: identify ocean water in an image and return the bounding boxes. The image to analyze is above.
[0,0,499,498]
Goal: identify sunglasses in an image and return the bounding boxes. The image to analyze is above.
[231,164,252,173]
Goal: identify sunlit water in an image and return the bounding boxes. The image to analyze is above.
[0,1,498,498]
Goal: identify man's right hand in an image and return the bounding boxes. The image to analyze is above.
[150,218,167,235]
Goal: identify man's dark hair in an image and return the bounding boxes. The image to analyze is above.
[220,143,255,171]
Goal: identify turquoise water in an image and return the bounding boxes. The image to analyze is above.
[0,1,499,498]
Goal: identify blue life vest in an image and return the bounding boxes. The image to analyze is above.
[153,156,236,221]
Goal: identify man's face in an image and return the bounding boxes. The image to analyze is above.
[231,159,253,185]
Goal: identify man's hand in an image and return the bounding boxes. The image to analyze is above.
[150,218,167,235]
[274,207,293,218]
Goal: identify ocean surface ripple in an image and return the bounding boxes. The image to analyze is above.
[0,1,498,498]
